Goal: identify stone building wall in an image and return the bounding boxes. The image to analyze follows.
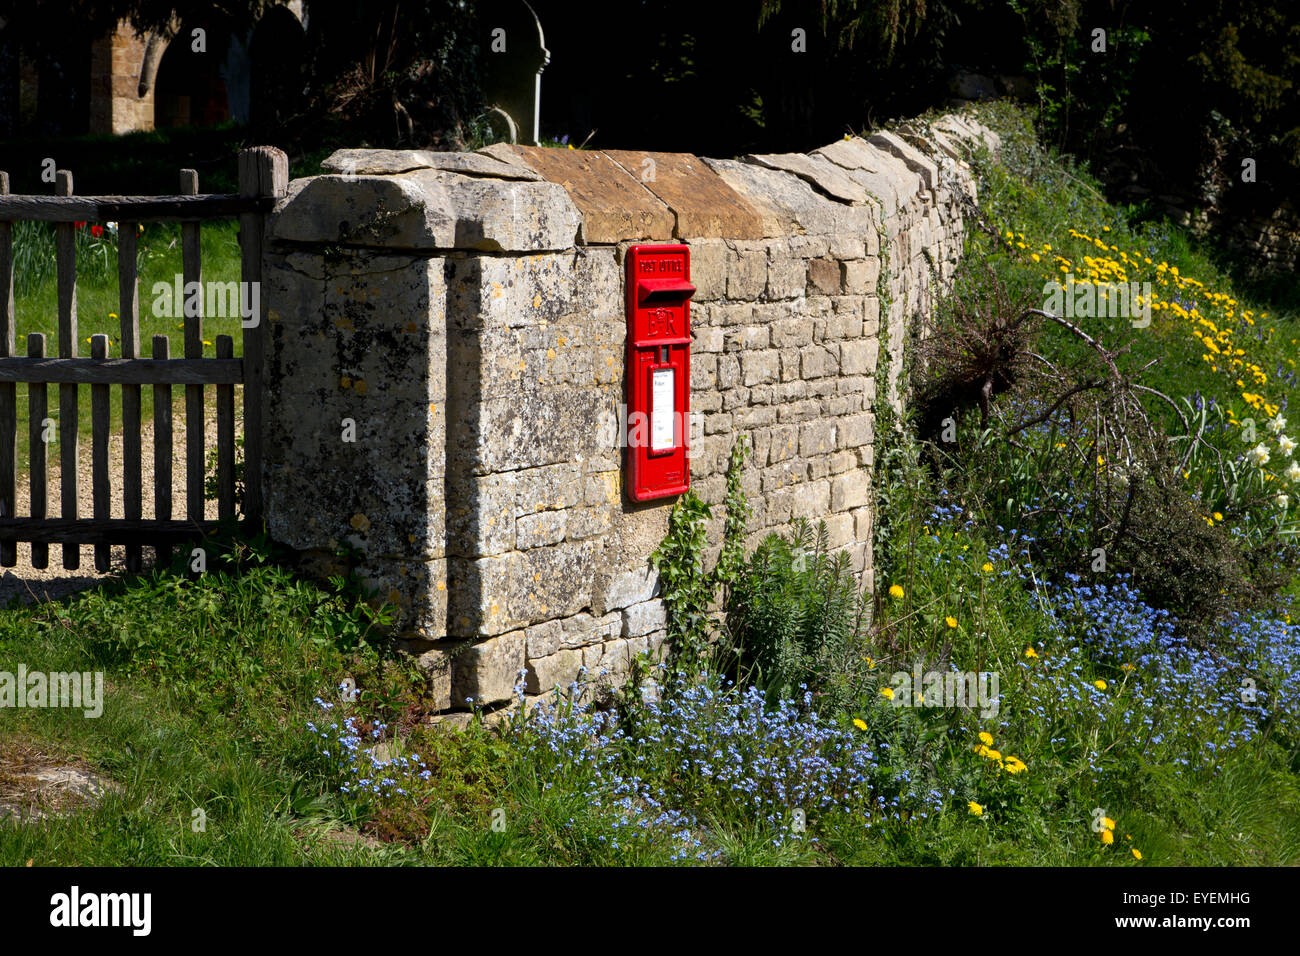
[88,22,156,136]
[260,113,1001,717]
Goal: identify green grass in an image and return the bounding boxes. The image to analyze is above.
[8,220,244,477]
[0,539,406,865]
[2,525,1297,866]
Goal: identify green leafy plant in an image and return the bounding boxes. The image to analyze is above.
[650,437,751,674]
[650,490,714,673]
[726,519,871,712]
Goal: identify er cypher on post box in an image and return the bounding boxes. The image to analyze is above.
[625,244,695,502]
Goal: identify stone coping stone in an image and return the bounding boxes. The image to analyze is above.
[811,137,922,219]
[270,167,579,252]
[867,130,939,191]
[702,157,875,237]
[320,148,542,180]
[933,115,1002,157]
[482,143,674,244]
[602,149,764,240]
[744,151,870,205]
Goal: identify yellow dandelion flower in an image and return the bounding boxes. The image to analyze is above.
[978,732,994,747]
[945,616,958,628]
[879,686,895,700]
[1132,848,1142,860]
[1004,756,1027,774]
[1101,829,1115,845]
[981,562,994,573]
[888,584,905,599]
[1025,646,1038,659]
[853,718,868,731]
[1094,679,1108,690]
[968,801,984,816]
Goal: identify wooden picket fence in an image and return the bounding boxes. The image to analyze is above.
[0,146,287,573]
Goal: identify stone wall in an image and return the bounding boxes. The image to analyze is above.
[260,113,1001,717]
[88,22,155,136]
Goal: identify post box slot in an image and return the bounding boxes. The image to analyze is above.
[637,278,696,305]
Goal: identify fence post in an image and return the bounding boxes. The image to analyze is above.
[55,169,78,570]
[180,168,205,525]
[0,170,15,567]
[238,146,288,526]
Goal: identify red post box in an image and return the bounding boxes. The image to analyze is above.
[625,244,694,502]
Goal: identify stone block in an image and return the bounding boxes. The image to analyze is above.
[799,420,837,457]
[623,600,668,637]
[597,565,661,614]
[487,144,673,243]
[686,238,729,300]
[602,149,765,238]
[516,509,567,549]
[746,152,871,204]
[868,130,940,191]
[831,469,871,511]
[271,169,579,251]
[451,631,526,707]
[727,243,768,299]
[742,350,780,386]
[525,648,585,694]
[771,317,814,348]
[807,257,841,295]
[766,257,807,299]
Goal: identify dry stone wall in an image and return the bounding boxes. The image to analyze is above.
[260,112,1002,717]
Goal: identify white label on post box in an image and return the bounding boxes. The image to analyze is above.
[651,367,675,451]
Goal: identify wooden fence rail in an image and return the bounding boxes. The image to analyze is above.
[0,147,287,573]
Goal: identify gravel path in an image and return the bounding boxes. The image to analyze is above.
[1,395,236,607]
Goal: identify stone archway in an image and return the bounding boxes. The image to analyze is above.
[153,19,234,128]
